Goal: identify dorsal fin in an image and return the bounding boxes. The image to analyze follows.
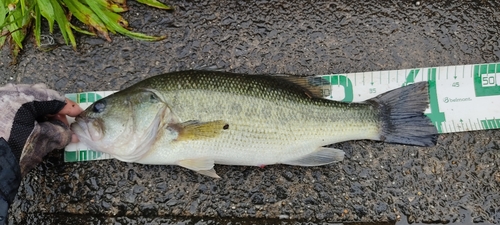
[275,75,331,98]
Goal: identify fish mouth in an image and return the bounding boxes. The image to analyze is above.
[71,117,103,148]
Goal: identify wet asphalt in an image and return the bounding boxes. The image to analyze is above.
[1,0,499,224]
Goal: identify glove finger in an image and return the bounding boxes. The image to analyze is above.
[56,98,83,117]
[19,120,72,176]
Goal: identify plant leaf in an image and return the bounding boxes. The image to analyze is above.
[136,0,171,10]
[62,0,111,41]
[0,1,7,26]
[0,33,6,48]
[84,0,166,41]
[8,6,29,49]
[0,2,7,47]
[69,23,95,36]
[36,0,55,32]
[94,0,128,13]
[34,4,41,46]
[49,0,76,49]
[20,0,26,16]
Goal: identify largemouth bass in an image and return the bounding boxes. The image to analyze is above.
[71,71,437,178]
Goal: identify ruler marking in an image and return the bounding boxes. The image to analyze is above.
[495,63,499,84]
[461,65,464,78]
[469,119,475,130]
[482,119,489,129]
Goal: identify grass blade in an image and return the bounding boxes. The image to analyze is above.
[8,6,29,48]
[48,0,76,49]
[69,23,95,36]
[20,0,26,16]
[36,0,55,32]
[0,2,7,47]
[62,0,111,40]
[136,0,171,10]
[84,0,166,41]
[93,0,128,13]
[34,4,41,46]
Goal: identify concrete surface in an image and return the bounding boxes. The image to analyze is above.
[1,0,499,224]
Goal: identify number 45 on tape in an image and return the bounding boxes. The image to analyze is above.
[318,62,500,133]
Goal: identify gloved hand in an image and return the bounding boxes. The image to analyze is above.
[0,83,82,225]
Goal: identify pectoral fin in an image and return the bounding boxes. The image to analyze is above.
[283,147,345,166]
[171,120,228,141]
[177,158,220,178]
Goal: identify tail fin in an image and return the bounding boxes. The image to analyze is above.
[367,82,438,146]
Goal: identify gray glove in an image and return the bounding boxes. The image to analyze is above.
[0,84,82,224]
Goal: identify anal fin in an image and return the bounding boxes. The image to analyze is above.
[177,158,220,178]
[283,147,345,166]
[196,168,221,178]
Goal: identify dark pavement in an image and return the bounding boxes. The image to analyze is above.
[1,0,499,224]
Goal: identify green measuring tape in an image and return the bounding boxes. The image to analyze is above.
[321,62,500,133]
[64,62,500,162]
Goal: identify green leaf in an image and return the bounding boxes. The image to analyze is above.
[0,1,6,26]
[36,0,55,32]
[62,0,110,40]
[93,0,128,13]
[110,0,126,5]
[84,0,166,41]
[8,6,29,49]
[11,44,21,64]
[136,0,172,10]
[34,4,41,46]
[49,0,76,49]
[20,0,26,16]
[0,33,6,48]
[69,23,95,36]
[0,2,7,47]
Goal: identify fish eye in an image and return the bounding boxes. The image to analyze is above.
[93,100,106,113]
[149,93,159,103]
